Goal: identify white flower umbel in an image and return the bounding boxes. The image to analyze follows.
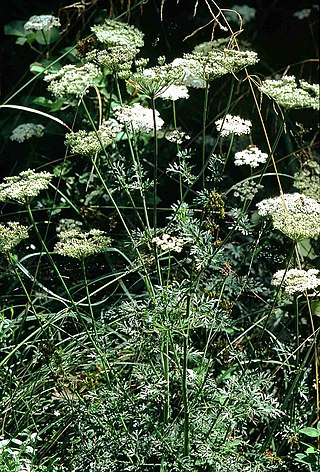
[114,103,164,133]
[44,63,100,99]
[272,269,320,295]
[0,169,53,204]
[158,85,189,101]
[10,123,45,143]
[256,193,320,241]
[215,114,252,137]
[165,129,191,144]
[293,9,312,20]
[259,75,320,110]
[129,62,185,97]
[225,5,256,24]
[233,180,263,201]
[54,228,111,259]
[171,58,206,88]
[234,146,268,168]
[0,222,29,253]
[172,48,258,86]
[85,46,139,79]
[91,19,144,48]
[294,161,320,202]
[65,119,123,156]
[152,233,185,253]
[24,15,60,32]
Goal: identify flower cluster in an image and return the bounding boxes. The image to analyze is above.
[10,123,45,143]
[24,15,60,32]
[257,192,320,240]
[0,222,29,253]
[65,119,123,156]
[85,46,139,79]
[152,233,185,253]
[234,146,268,168]
[293,161,320,202]
[171,57,206,89]
[165,129,191,144]
[259,75,320,110]
[91,19,144,48]
[129,62,185,97]
[215,114,252,137]
[225,5,257,24]
[54,229,111,259]
[0,169,53,204]
[293,9,312,20]
[272,269,320,295]
[172,48,258,86]
[114,103,164,133]
[233,180,263,201]
[158,84,189,101]
[44,63,100,99]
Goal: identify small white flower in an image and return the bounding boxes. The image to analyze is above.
[257,193,320,240]
[233,180,263,201]
[226,5,256,24]
[158,84,190,101]
[152,233,185,253]
[44,63,100,99]
[234,146,268,168]
[272,268,320,295]
[24,15,60,32]
[10,123,45,143]
[165,129,190,144]
[215,114,252,137]
[0,222,29,253]
[54,228,111,259]
[0,169,53,204]
[65,119,123,156]
[114,103,164,133]
[293,9,312,20]
[259,75,319,110]
[91,19,144,48]
[171,58,206,89]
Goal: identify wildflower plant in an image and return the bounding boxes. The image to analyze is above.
[10,123,45,142]
[0,169,53,204]
[259,75,320,110]
[54,228,111,259]
[256,193,320,241]
[1,3,319,472]
[24,15,61,33]
[272,268,320,295]
[0,222,29,253]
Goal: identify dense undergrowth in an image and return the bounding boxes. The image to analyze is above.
[0,1,319,471]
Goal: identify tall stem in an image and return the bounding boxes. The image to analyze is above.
[151,95,159,230]
[26,203,75,304]
[182,294,191,456]
[201,82,209,190]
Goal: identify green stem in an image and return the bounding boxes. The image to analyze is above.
[162,332,170,423]
[182,294,191,456]
[201,82,209,190]
[26,203,75,304]
[151,95,159,230]
[294,294,300,368]
[172,101,183,201]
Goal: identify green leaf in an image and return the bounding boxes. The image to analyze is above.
[300,427,320,438]
[35,28,60,45]
[4,20,27,37]
[30,63,46,74]
[15,37,27,46]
